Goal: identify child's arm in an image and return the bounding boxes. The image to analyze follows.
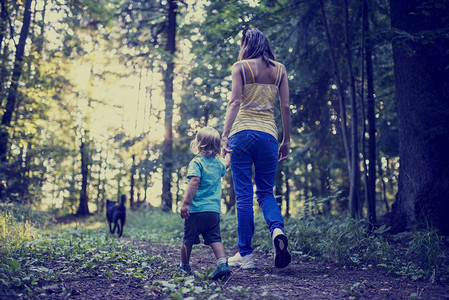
[180,176,200,220]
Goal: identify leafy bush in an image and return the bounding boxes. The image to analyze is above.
[0,209,38,258]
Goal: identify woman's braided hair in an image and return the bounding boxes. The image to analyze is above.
[238,28,275,66]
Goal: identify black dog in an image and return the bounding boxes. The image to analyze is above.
[106,195,126,237]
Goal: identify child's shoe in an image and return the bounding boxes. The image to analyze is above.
[228,252,255,269]
[272,228,291,268]
[212,262,231,280]
[177,263,191,274]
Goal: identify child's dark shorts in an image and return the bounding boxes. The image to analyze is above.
[183,212,221,245]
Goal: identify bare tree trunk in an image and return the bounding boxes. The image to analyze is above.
[320,168,332,215]
[377,158,389,214]
[320,0,362,217]
[95,149,104,212]
[284,167,290,218]
[0,0,10,104]
[77,135,90,216]
[161,0,177,211]
[0,0,33,163]
[130,154,135,209]
[319,0,352,176]
[390,0,449,234]
[77,63,95,216]
[343,0,361,219]
[0,0,8,51]
[143,162,150,206]
[364,0,377,225]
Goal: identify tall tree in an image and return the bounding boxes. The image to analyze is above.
[161,0,177,211]
[77,130,90,215]
[343,0,361,218]
[0,0,33,163]
[0,0,8,51]
[363,0,377,225]
[0,0,11,103]
[390,0,449,234]
[320,0,361,218]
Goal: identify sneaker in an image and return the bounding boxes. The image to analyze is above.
[177,264,191,274]
[228,252,255,269]
[212,262,231,280]
[272,228,291,268]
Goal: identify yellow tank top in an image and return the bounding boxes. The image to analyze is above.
[229,61,283,140]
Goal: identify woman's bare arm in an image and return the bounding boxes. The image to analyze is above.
[278,65,291,162]
[222,62,242,155]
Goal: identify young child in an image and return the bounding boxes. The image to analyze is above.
[179,127,231,280]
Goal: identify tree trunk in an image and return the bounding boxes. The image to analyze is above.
[319,0,352,176]
[144,163,150,206]
[320,168,332,214]
[130,154,135,208]
[0,0,33,163]
[390,0,449,234]
[321,0,361,218]
[343,0,361,219]
[284,167,290,218]
[77,136,90,216]
[364,0,377,225]
[161,0,177,211]
[0,0,8,51]
[95,149,105,213]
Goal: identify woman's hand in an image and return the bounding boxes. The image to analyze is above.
[278,142,290,162]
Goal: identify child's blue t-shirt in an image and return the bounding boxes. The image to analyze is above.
[187,156,226,214]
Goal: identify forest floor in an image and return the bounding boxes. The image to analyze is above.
[45,236,449,300]
[5,210,448,300]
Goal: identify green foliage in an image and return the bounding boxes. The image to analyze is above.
[1,0,401,218]
[406,230,446,280]
[0,210,33,257]
[0,222,161,297]
[125,208,449,284]
[1,205,449,298]
[342,280,367,299]
[227,213,448,283]
[125,208,184,244]
[256,216,395,268]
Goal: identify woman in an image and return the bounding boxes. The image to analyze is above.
[222,28,291,269]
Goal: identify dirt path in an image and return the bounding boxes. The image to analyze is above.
[54,239,449,300]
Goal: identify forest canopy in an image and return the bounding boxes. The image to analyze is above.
[0,0,448,234]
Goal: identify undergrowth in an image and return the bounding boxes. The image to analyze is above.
[126,209,448,283]
[1,204,448,298]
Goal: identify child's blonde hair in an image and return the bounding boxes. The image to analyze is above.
[190,127,221,157]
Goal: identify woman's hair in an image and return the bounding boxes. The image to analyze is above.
[238,28,275,66]
[190,127,221,157]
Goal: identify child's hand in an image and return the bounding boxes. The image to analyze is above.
[180,203,190,219]
[221,136,232,159]
[224,152,231,169]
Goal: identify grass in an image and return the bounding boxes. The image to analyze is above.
[1,203,448,298]
[0,215,160,298]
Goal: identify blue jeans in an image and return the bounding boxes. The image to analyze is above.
[229,130,284,256]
